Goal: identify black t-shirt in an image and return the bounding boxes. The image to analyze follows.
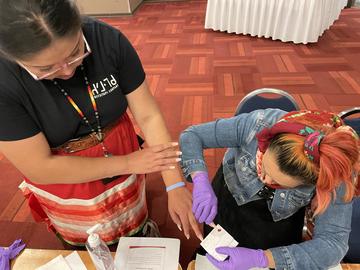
[0,17,145,147]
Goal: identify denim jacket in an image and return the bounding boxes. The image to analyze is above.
[179,109,352,270]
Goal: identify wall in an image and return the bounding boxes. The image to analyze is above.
[76,0,142,15]
[129,0,143,12]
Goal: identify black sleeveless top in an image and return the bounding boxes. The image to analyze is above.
[203,164,305,250]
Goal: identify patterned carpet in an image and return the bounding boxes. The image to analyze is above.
[1,0,360,267]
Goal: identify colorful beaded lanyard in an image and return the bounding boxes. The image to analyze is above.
[52,64,112,157]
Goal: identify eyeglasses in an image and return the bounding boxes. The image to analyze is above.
[21,34,92,80]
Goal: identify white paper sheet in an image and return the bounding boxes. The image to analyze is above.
[35,252,87,270]
[200,224,238,261]
[126,246,165,270]
[114,237,180,270]
[65,251,88,270]
[195,254,218,270]
[35,255,72,270]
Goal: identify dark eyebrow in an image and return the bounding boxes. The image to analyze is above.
[30,34,82,69]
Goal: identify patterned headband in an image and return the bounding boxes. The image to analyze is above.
[256,110,345,164]
[256,121,325,164]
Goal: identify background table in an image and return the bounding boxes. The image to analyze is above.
[11,248,183,270]
[186,261,360,270]
[205,0,347,44]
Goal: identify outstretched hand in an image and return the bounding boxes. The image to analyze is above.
[125,142,181,174]
[167,186,203,241]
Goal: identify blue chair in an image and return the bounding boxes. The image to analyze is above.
[235,88,300,116]
[234,88,318,241]
[345,198,360,263]
[339,107,360,263]
[338,107,360,135]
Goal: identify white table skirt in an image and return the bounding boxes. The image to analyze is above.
[205,0,347,44]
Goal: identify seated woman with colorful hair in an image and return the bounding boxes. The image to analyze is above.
[179,109,359,270]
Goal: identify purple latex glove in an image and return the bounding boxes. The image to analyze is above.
[0,239,26,270]
[192,171,218,224]
[206,247,268,270]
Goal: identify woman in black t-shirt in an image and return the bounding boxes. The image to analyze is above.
[0,0,201,245]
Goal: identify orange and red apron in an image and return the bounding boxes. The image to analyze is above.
[19,113,148,245]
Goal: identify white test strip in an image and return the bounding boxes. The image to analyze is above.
[200,224,239,261]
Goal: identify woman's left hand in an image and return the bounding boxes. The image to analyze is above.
[167,187,203,241]
[206,247,268,270]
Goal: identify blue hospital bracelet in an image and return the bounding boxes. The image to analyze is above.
[166,181,186,192]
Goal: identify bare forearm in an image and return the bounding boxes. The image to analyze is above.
[26,155,129,184]
[126,82,184,186]
[139,113,184,185]
[139,109,171,144]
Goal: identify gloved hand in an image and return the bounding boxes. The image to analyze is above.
[206,246,268,270]
[192,171,218,224]
[0,239,26,270]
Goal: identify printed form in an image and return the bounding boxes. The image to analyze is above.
[126,245,165,270]
[114,237,180,270]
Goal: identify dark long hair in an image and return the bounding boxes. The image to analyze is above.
[0,0,81,60]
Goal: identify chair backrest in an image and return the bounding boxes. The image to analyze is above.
[345,197,360,263]
[338,107,360,135]
[235,88,300,116]
[235,88,310,237]
[339,107,360,263]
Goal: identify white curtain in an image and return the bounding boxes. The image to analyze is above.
[205,0,347,44]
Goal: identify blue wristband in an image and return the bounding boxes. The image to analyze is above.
[166,181,185,192]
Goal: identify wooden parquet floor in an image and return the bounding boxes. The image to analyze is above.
[1,0,360,267]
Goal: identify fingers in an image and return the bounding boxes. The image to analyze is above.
[197,202,211,224]
[151,142,179,153]
[148,156,181,173]
[192,198,200,214]
[156,150,182,159]
[179,211,191,240]
[169,208,190,240]
[208,222,216,228]
[149,143,182,164]
[188,211,203,241]
[169,209,183,233]
[150,146,182,168]
[150,161,178,172]
[193,198,217,224]
[168,188,204,240]
[151,149,181,164]
[148,165,176,173]
[193,199,203,219]
[127,145,182,174]
[215,247,231,255]
[205,205,217,225]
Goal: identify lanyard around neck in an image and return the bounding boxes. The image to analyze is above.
[52,64,104,142]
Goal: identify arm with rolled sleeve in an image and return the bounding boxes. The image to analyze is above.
[270,184,352,270]
[179,108,286,180]
[179,110,266,226]
[179,113,250,179]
